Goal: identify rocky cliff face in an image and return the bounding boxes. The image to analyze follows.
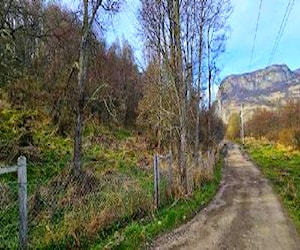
[294,68,300,76]
[216,64,300,123]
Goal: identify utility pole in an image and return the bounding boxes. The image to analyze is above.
[240,103,245,144]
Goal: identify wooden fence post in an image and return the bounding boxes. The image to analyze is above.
[157,155,160,207]
[212,149,215,167]
[207,150,210,168]
[153,154,160,209]
[167,150,173,197]
[18,156,27,250]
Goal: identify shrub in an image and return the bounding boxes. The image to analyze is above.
[278,128,296,147]
[295,131,300,149]
[278,128,300,149]
[245,101,300,147]
[226,113,240,140]
[0,109,41,163]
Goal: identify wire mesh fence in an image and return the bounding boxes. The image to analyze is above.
[1,157,27,249]
[153,144,223,210]
[0,178,19,248]
[0,143,224,248]
[1,162,154,248]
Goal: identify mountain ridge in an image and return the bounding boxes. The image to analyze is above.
[216,64,300,123]
[294,67,300,76]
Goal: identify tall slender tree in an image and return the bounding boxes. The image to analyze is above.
[205,0,231,142]
[139,0,231,192]
[73,0,120,175]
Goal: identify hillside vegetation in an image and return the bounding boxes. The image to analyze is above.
[0,105,224,248]
[0,0,230,247]
[0,0,236,247]
[0,108,154,248]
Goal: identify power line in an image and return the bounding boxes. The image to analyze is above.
[268,0,294,65]
[249,0,263,70]
[268,0,292,64]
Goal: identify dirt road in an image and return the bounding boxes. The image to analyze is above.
[151,143,300,250]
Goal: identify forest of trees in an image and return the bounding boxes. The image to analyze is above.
[0,0,231,191]
[0,1,237,247]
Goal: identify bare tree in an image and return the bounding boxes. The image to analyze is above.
[73,0,120,175]
[195,0,207,153]
[205,0,231,143]
[139,0,231,193]
[140,0,188,193]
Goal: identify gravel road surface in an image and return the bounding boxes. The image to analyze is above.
[151,143,300,250]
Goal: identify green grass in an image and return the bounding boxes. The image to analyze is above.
[113,128,132,140]
[0,109,223,248]
[91,158,223,249]
[0,114,155,249]
[242,139,300,233]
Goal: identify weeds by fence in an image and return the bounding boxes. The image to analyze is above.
[0,142,224,248]
[153,144,223,210]
[0,156,27,249]
[1,155,155,248]
[153,150,172,208]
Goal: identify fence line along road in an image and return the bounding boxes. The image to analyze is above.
[0,165,18,175]
[153,150,173,209]
[0,156,27,250]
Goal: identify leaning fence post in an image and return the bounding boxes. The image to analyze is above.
[18,156,27,250]
[167,150,173,197]
[153,154,160,209]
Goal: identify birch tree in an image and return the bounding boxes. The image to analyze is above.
[195,0,207,153]
[140,0,189,193]
[139,0,231,193]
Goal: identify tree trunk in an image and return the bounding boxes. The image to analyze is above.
[157,3,162,153]
[195,14,204,153]
[174,0,188,194]
[207,28,212,140]
[73,31,89,175]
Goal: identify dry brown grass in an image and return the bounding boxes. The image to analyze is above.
[27,158,155,247]
[0,182,14,207]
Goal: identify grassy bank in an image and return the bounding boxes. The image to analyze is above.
[0,110,153,248]
[0,109,223,248]
[92,158,222,249]
[242,138,300,232]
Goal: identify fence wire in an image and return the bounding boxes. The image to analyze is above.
[0,178,19,249]
[154,144,222,209]
[0,144,223,248]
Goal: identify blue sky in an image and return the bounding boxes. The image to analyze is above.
[220,0,300,79]
[62,0,300,80]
